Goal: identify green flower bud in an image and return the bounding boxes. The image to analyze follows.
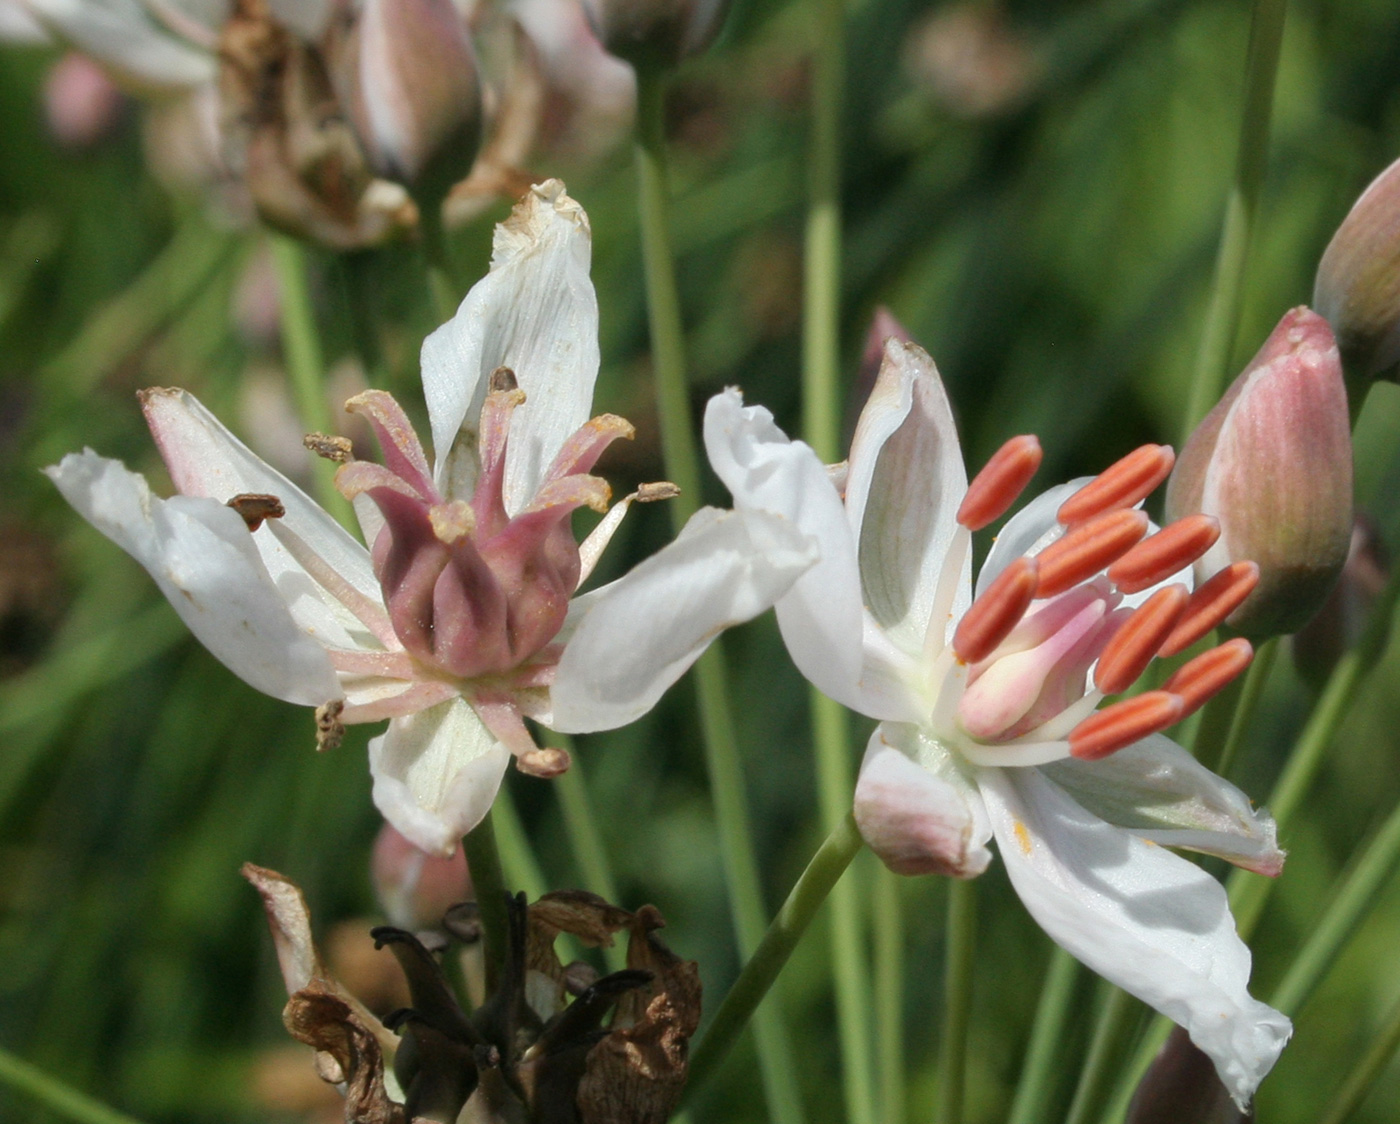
[1167,307,1353,640]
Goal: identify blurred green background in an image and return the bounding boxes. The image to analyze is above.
[4,0,1400,1120]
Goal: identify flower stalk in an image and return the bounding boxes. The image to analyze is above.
[1007,948,1081,1124]
[0,1046,147,1124]
[936,878,977,1124]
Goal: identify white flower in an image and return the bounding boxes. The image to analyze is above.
[47,180,815,857]
[705,338,1290,1108]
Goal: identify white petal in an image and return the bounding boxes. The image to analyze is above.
[142,387,385,650]
[25,0,215,90]
[369,697,512,856]
[854,722,992,878]
[421,180,599,511]
[845,340,970,654]
[549,506,817,732]
[978,766,1291,1108]
[47,451,341,705]
[0,1,49,42]
[1043,734,1283,876]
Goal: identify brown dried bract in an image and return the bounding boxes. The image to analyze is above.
[283,985,407,1124]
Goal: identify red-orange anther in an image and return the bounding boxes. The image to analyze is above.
[957,435,1044,531]
[1108,515,1221,594]
[1158,562,1261,657]
[1093,584,1190,696]
[953,557,1039,664]
[1057,444,1176,525]
[1035,509,1150,599]
[1162,638,1254,718]
[1068,691,1185,761]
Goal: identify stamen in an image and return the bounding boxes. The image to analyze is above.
[227,493,285,532]
[1158,561,1260,657]
[1056,445,1175,525]
[315,700,345,752]
[303,432,353,463]
[1107,515,1220,594]
[576,483,680,587]
[344,390,436,498]
[428,500,476,544]
[1068,690,1185,760]
[1035,509,1150,598]
[264,519,400,648]
[517,746,571,778]
[338,680,459,724]
[1092,584,1190,695]
[957,435,1043,531]
[489,365,518,392]
[953,557,1039,664]
[1162,638,1254,718]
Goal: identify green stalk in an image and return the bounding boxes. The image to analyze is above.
[1316,988,1400,1124]
[417,197,460,325]
[634,71,804,1124]
[462,810,508,993]
[269,236,355,528]
[1006,948,1081,1124]
[1213,637,1277,778]
[801,0,876,1118]
[551,737,626,971]
[684,813,866,1098]
[935,878,978,1124]
[874,867,906,1124]
[1064,987,1138,1124]
[491,787,549,900]
[1179,0,1287,437]
[0,1047,147,1124]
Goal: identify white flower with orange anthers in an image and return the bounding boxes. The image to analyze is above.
[47,181,815,857]
[706,338,1290,1108]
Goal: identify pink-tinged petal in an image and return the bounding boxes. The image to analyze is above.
[1044,734,1284,876]
[703,389,882,717]
[46,451,341,706]
[854,722,992,878]
[977,766,1291,1109]
[421,181,599,511]
[141,388,384,643]
[368,697,512,856]
[548,506,818,732]
[25,0,215,92]
[240,863,324,994]
[845,340,970,654]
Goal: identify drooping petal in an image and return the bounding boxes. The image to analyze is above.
[25,0,216,92]
[844,340,971,656]
[1043,734,1284,876]
[141,387,386,649]
[421,180,599,511]
[369,697,512,856]
[548,506,817,732]
[703,389,868,710]
[977,766,1290,1109]
[47,451,342,706]
[854,722,992,878]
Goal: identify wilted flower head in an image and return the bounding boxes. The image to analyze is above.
[1315,154,1400,388]
[578,0,730,73]
[47,181,814,855]
[244,864,700,1124]
[1167,307,1353,640]
[708,337,1290,1106]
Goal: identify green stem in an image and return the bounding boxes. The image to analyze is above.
[936,878,977,1124]
[1064,987,1138,1124]
[633,71,805,1124]
[418,194,460,324]
[1316,987,1400,1124]
[491,787,548,901]
[684,813,865,1099]
[462,810,508,993]
[1179,0,1287,437]
[1213,637,1277,778]
[551,738,626,971]
[1006,947,1081,1124]
[269,236,355,528]
[0,1046,147,1124]
[874,867,906,1124]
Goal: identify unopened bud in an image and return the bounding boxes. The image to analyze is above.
[1167,307,1353,639]
[44,52,124,150]
[340,0,482,204]
[371,822,473,931]
[1127,1027,1250,1124]
[1315,155,1400,388]
[1292,516,1389,691]
[579,0,731,72]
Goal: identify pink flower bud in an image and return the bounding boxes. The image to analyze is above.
[340,0,482,202]
[44,52,125,150]
[371,823,472,930]
[1167,308,1353,639]
[578,0,730,72]
[1315,156,1400,386]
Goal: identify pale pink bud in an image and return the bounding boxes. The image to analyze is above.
[1315,155,1400,386]
[371,823,473,930]
[1167,307,1353,639]
[343,0,482,202]
[1127,1027,1250,1124]
[578,0,731,72]
[44,52,125,150]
